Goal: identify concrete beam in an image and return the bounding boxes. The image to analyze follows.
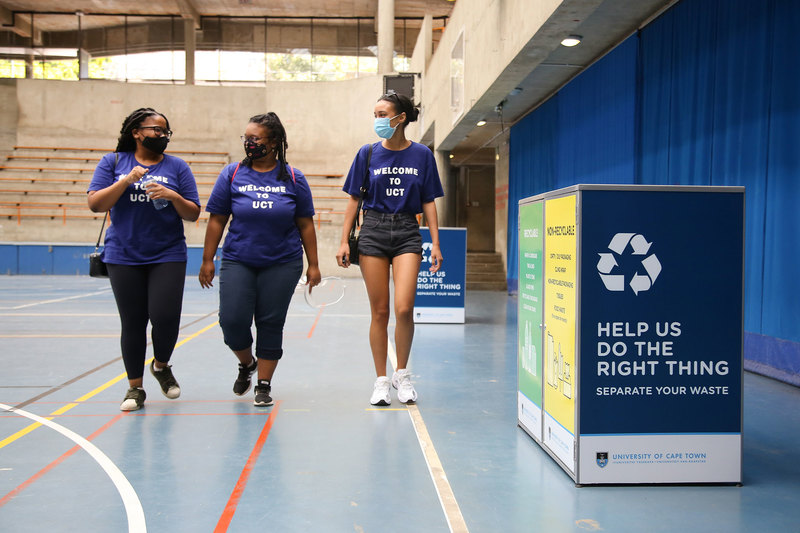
[175,0,201,30]
[0,7,42,43]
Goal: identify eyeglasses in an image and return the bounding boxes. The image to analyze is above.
[138,126,172,138]
[240,135,266,143]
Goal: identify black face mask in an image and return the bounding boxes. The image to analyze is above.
[142,136,169,155]
[245,140,270,160]
[142,137,169,154]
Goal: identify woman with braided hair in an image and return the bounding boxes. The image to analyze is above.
[88,107,201,411]
[200,112,320,406]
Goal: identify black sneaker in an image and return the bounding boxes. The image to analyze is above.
[253,380,273,407]
[150,360,181,399]
[120,387,146,411]
[233,358,258,396]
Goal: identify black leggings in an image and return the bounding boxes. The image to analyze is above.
[107,262,186,380]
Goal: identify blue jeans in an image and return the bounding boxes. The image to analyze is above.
[218,258,303,360]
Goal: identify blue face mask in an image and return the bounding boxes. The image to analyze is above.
[374,114,401,139]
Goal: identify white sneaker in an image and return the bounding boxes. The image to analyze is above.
[370,376,391,406]
[392,369,417,404]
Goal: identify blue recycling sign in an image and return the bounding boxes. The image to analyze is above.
[578,189,744,436]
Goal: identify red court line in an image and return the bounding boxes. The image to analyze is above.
[0,412,126,508]
[214,401,281,533]
[307,307,324,338]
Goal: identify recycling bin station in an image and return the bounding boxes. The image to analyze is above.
[517,184,744,484]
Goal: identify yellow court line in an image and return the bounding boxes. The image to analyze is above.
[0,321,219,450]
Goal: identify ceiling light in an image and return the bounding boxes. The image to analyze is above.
[561,35,582,47]
[449,154,454,159]
[476,120,487,127]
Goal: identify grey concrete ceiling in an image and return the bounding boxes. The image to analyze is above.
[445,0,676,166]
[1,0,676,164]
[0,0,455,31]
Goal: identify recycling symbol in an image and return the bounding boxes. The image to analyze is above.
[597,233,662,295]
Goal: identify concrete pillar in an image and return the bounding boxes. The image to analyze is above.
[421,14,433,68]
[78,49,90,80]
[434,149,454,226]
[377,0,395,74]
[24,54,34,79]
[184,19,195,85]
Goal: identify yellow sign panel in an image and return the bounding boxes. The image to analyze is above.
[544,195,577,434]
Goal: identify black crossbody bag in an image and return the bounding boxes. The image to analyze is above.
[347,143,373,265]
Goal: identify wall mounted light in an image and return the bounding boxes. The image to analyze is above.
[560,35,582,47]
[476,120,487,127]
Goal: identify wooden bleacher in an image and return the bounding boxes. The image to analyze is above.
[0,145,347,240]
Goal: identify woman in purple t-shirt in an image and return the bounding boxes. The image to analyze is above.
[337,92,444,406]
[200,112,321,407]
[88,107,201,412]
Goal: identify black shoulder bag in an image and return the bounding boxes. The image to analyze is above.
[89,153,118,278]
[347,143,373,265]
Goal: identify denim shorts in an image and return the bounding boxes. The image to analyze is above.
[357,210,422,259]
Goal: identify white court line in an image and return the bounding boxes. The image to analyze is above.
[0,403,146,533]
[387,342,469,533]
[0,289,112,310]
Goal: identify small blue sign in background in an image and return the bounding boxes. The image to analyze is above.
[415,227,466,323]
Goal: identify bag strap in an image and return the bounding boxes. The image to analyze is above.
[349,143,374,241]
[95,153,118,251]
[229,162,241,182]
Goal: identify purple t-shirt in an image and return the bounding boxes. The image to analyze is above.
[87,152,200,265]
[342,142,444,214]
[205,163,315,268]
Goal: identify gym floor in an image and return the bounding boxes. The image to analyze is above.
[1,276,799,532]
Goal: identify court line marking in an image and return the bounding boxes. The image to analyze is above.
[307,307,324,338]
[0,289,112,310]
[0,321,219,450]
[214,401,281,533]
[0,413,125,506]
[387,341,469,533]
[0,404,146,533]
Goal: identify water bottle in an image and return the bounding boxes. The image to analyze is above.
[140,175,169,210]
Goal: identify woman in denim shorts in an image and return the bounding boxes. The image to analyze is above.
[337,91,444,406]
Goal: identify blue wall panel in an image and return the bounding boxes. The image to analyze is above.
[52,246,94,275]
[2,244,215,277]
[0,245,17,275]
[18,245,53,275]
[508,0,800,382]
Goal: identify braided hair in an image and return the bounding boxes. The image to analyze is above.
[377,91,420,127]
[115,108,171,153]
[242,112,290,182]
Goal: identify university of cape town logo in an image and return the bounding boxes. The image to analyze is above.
[596,452,608,468]
[597,233,662,295]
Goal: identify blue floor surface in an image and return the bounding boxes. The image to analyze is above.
[0,276,799,532]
